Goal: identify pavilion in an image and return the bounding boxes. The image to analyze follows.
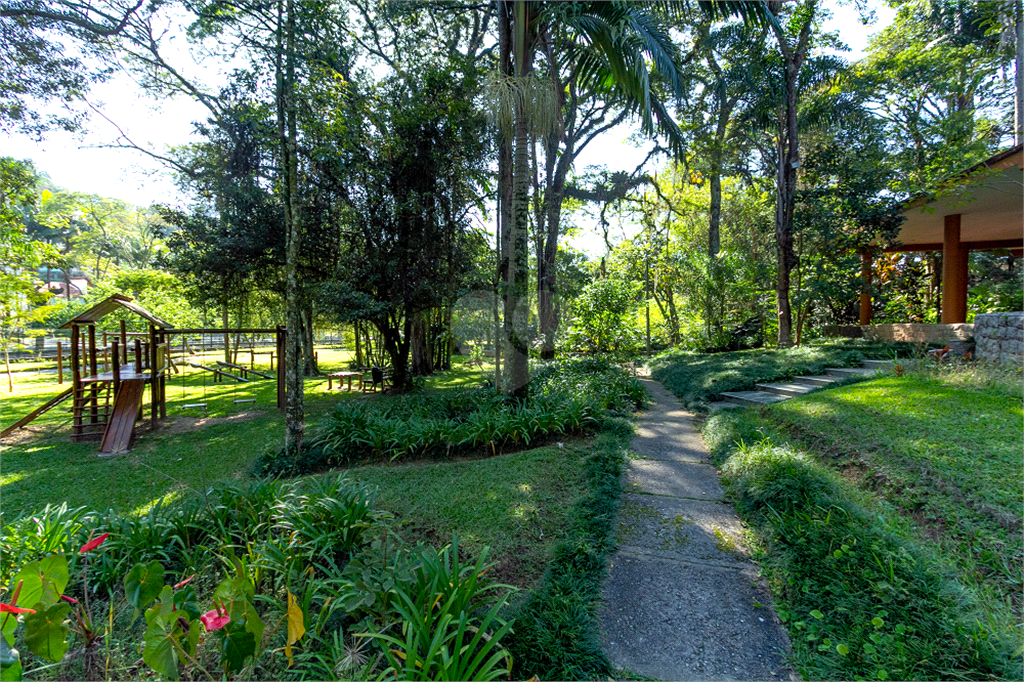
[862,144,1023,325]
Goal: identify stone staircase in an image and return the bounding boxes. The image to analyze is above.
[715,359,893,408]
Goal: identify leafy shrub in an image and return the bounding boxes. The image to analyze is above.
[704,413,1022,681]
[2,480,516,681]
[254,357,647,477]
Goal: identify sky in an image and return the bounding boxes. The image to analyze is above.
[2,0,897,252]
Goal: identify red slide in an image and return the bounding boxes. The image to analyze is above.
[99,379,146,454]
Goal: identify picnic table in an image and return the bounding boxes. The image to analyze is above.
[328,371,363,391]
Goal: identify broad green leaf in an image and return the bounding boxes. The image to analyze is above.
[0,637,19,669]
[23,603,71,663]
[124,561,165,612]
[810,609,824,620]
[220,623,255,674]
[143,627,179,680]
[0,658,20,682]
[871,616,884,628]
[11,556,68,611]
[836,643,850,655]
[173,585,200,622]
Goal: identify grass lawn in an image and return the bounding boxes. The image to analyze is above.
[766,369,1023,619]
[648,341,909,408]
[702,362,1023,680]
[0,351,496,518]
[321,440,590,588]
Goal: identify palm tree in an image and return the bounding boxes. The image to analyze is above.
[490,1,772,386]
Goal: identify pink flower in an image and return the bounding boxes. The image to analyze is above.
[61,595,79,604]
[0,603,35,615]
[200,604,230,631]
[79,533,110,554]
[174,575,195,589]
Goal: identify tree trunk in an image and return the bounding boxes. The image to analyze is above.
[279,0,304,452]
[1016,1,1023,145]
[354,320,362,367]
[410,309,432,376]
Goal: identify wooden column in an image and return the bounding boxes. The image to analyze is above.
[149,324,158,426]
[70,325,81,437]
[941,214,968,323]
[111,339,121,395]
[134,339,143,374]
[120,320,128,364]
[859,249,873,325]
[158,331,166,419]
[56,341,63,384]
[88,325,98,424]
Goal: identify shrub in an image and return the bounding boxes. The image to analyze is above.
[253,357,648,477]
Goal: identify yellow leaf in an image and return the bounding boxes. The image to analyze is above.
[285,590,305,667]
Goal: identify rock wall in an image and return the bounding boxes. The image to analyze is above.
[974,312,1024,364]
[824,323,974,344]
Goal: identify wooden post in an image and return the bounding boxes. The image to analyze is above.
[251,349,255,370]
[88,325,98,424]
[111,339,121,396]
[941,214,968,323]
[270,352,275,371]
[158,331,166,419]
[57,341,63,385]
[149,325,157,426]
[71,325,81,438]
[134,339,143,374]
[859,249,873,325]
[120,320,128,364]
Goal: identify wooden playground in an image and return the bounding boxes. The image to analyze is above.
[1,294,289,454]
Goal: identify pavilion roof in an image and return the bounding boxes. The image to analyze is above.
[57,293,173,330]
[882,145,1023,251]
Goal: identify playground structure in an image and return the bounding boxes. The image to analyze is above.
[1,294,288,454]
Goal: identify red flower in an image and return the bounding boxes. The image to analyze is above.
[61,595,79,604]
[200,604,230,632]
[1,603,35,615]
[174,575,195,589]
[78,533,109,554]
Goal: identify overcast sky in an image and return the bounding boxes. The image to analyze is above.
[3,0,896,254]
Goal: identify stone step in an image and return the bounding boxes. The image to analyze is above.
[826,367,879,378]
[754,382,818,397]
[792,375,838,387]
[861,359,894,369]
[720,390,791,406]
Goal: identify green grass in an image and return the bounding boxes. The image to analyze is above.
[764,370,1023,617]
[701,365,1023,680]
[0,352,495,518]
[508,418,633,680]
[648,341,913,408]
[319,439,591,588]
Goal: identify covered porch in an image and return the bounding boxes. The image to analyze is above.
[860,144,1023,325]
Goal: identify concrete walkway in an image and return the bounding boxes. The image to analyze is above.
[599,378,793,681]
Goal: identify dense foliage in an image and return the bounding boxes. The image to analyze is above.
[254,358,646,477]
[0,476,516,680]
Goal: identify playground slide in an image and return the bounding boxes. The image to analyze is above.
[1,387,73,438]
[99,379,146,454]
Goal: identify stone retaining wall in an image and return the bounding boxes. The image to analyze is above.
[824,323,973,344]
[973,312,1024,364]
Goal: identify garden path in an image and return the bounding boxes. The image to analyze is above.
[598,378,794,681]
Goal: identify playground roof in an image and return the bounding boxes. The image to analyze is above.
[58,293,173,330]
[881,144,1023,252]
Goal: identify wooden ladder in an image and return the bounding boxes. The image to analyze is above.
[71,382,114,441]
